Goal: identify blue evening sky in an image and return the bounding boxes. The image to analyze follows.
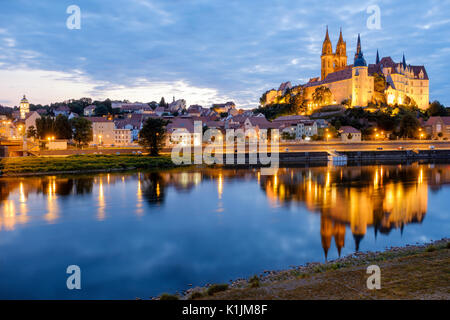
[0,0,449,108]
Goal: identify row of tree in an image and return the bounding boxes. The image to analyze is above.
[28,115,93,147]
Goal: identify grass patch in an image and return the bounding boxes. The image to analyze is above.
[159,293,179,300]
[0,154,176,175]
[207,284,229,296]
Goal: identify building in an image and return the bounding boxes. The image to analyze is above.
[168,99,186,113]
[19,95,29,119]
[299,28,429,110]
[84,105,96,116]
[340,126,361,142]
[25,111,40,132]
[88,117,115,145]
[113,129,132,145]
[296,121,318,139]
[424,116,450,139]
[54,106,70,117]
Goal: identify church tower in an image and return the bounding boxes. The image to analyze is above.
[19,95,29,119]
[321,26,334,80]
[351,34,373,107]
[335,28,347,69]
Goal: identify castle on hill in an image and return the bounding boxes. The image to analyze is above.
[264,27,429,110]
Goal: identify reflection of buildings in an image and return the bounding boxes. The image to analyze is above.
[261,165,435,258]
[1,165,449,255]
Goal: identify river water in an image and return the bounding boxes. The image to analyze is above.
[0,162,449,299]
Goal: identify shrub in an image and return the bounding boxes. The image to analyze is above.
[159,293,179,300]
[426,245,436,252]
[248,275,260,288]
[188,291,204,300]
[207,284,229,296]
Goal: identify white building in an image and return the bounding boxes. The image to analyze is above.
[296,121,318,139]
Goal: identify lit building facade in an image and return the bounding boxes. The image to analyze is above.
[19,95,29,119]
[302,29,429,110]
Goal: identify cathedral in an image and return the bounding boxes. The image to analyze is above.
[301,27,430,110]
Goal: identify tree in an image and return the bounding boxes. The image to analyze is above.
[138,118,169,156]
[26,125,37,139]
[71,117,93,148]
[312,86,333,106]
[373,73,386,93]
[292,91,306,114]
[35,116,55,139]
[159,97,167,108]
[399,113,419,138]
[94,105,108,116]
[427,100,447,117]
[55,115,73,139]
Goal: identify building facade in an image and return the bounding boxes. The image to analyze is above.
[302,29,429,110]
[19,95,29,119]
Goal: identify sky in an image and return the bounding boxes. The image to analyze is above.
[0,0,449,109]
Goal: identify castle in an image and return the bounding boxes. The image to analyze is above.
[264,28,430,110]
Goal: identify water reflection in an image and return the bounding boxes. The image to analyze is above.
[259,165,434,258]
[0,163,449,258]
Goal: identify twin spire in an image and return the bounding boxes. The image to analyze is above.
[322,26,346,56]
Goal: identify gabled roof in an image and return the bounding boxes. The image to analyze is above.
[425,116,450,126]
[341,126,361,133]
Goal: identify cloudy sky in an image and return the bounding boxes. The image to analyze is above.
[0,0,449,108]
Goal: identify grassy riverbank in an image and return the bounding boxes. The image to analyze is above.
[162,239,450,300]
[0,154,176,176]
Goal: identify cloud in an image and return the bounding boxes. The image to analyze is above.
[0,0,449,107]
[0,67,234,107]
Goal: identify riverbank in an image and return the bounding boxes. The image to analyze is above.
[165,239,450,300]
[0,154,175,176]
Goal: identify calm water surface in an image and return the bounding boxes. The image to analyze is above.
[0,163,449,299]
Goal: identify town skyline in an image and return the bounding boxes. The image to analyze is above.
[0,0,449,108]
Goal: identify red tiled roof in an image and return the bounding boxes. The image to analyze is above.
[341,126,361,134]
[86,117,113,123]
[425,116,450,126]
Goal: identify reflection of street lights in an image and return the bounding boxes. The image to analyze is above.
[327,134,331,142]
[99,135,103,145]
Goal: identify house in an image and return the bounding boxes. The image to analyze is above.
[68,112,79,120]
[25,111,41,132]
[340,126,362,142]
[187,105,203,117]
[212,102,236,114]
[424,116,450,139]
[120,103,153,114]
[154,106,166,117]
[169,99,186,113]
[54,106,70,117]
[87,117,115,145]
[113,128,132,145]
[114,114,147,141]
[296,121,318,139]
[84,105,96,117]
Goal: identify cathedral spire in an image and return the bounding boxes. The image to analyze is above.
[356,33,361,56]
[376,49,380,64]
[338,27,344,44]
[322,25,332,55]
[353,34,366,67]
[402,53,407,69]
[325,25,330,42]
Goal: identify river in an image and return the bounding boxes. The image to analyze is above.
[0,162,449,299]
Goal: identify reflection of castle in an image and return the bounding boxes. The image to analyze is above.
[261,165,433,258]
[1,165,449,255]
